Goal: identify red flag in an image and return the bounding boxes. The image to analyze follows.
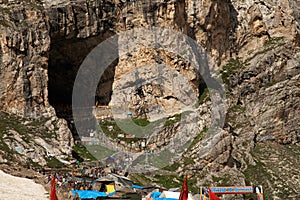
[179,175,188,200]
[208,189,221,200]
[50,175,58,200]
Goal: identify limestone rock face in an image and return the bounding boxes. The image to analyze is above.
[0,0,74,161]
[0,112,73,167]
[0,0,299,198]
[0,2,50,117]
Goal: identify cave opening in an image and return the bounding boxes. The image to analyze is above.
[48,33,117,139]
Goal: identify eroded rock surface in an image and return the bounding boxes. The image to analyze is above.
[0,0,299,198]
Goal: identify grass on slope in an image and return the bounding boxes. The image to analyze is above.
[0,112,63,167]
[243,142,300,199]
[72,144,98,162]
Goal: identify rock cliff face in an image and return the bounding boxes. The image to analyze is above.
[0,0,74,165]
[0,0,299,198]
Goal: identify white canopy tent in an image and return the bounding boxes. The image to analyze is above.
[159,191,195,200]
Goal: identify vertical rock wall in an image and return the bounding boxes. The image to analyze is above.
[0,3,51,117]
[0,0,298,119]
[0,0,299,196]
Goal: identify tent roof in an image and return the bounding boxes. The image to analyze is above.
[159,191,195,200]
[150,191,162,198]
[95,178,114,182]
[71,190,108,199]
[109,173,132,182]
[142,184,167,190]
[132,184,143,189]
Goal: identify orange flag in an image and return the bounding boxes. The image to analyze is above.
[208,188,221,200]
[50,175,58,200]
[179,175,188,200]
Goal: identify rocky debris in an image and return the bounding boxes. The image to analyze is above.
[0,112,73,167]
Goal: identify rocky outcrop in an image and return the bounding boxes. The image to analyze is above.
[0,112,73,166]
[0,1,50,117]
[0,0,299,198]
[0,0,74,162]
[178,39,299,198]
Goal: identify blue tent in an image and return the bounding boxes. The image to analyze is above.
[132,184,143,189]
[150,191,162,198]
[71,190,108,199]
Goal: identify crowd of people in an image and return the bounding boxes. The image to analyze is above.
[40,163,125,193]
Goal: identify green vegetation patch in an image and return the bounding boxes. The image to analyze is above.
[226,104,246,127]
[228,104,246,113]
[129,174,144,186]
[72,144,97,162]
[144,149,174,168]
[153,174,198,193]
[46,157,66,168]
[243,142,300,199]
[0,112,30,161]
[0,6,11,26]
[99,118,153,141]
[129,173,152,186]
[99,111,194,144]
[163,162,180,171]
[85,145,116,161]
[132,118,150,126]
[153,174,183,189]
[211,176,231,187]
[221,57,248,84]
[187,127,208,151]
[164,113,182,126]
[197,88,210,105]
[245,37,286,63]
[263,37,285,47]
[23,0,44,10]
[164,111,193,127]
[183,157,195,165]
[0,18,11,27]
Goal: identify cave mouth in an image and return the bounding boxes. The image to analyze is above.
[48,33,117,138]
